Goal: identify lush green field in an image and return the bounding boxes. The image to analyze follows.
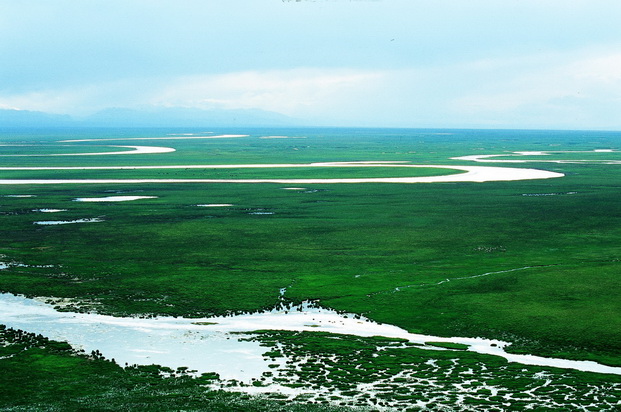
[0,166,460,180]
[1,127,620,410]
[0,326,348,411]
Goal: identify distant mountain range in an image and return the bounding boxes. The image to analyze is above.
[0,107,301,128]
[0,109,74,127]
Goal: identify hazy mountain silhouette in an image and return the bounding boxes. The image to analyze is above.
[83,107,300,127]
[1,107,301,127]
[0,109,73,127]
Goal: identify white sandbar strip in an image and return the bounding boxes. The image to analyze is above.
[0,145,175,156]
[0,164,564,184]
[0,161,416,170]
[196,204,234,207]
[452,149,619,164]
[73,196,158,202]
[59,135,248,143]
[34,218,103,225]
[260,136,306,139]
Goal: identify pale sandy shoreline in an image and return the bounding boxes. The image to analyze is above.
[2,143,593,185]
[73,196,158,202]
[453,149,619,164]
[0,292,618,378]
[0,145,176,156]
[196,203,234,207]
[59,134,249,143]
[0,162,564,184]
[34,218,103,225]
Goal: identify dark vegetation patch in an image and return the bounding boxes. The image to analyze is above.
[236,330,621,410]
[0,326,355,411]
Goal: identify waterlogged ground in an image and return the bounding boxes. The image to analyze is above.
[228,331,621,411]
[2,128,621,410]
[1,291,620,411]
[2,320,619,411]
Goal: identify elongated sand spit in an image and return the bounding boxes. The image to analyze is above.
[0,145,175,156]
[0,163,563,184]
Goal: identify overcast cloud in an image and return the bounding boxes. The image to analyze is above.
[1,0,621,129]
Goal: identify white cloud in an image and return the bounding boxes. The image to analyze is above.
[0,68,391,125]
[0,69,387,123]
[0,103,20,110]
[0,89,88,114]
[447,50,621,128]
[0,78,167,115]
[149,69,385,117]
[3,50,621,129]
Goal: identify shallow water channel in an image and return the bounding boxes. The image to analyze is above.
[1,292,620,382]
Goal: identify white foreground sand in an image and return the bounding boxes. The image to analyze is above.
[0,292,618,380]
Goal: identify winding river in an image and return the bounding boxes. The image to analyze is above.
[3,141,618,387]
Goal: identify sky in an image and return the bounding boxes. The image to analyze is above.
[1,0,621,129]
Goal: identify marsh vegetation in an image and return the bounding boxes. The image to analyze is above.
[1,127,620,410]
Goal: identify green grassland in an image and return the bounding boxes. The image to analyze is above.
[1,326,619,411]
[240,331,621,410]
[0,166,459,180]
[0,326,350,412]
[1,127,621,410]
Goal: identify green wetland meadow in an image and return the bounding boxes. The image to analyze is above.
[1,127,621,410]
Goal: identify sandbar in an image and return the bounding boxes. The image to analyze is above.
[34,218,103,225]
[453,149,619,164]
[0,145,175,156]
[196,204,234,207]
[59,135,248,143]
[0,162,564,184]
[73,196,158,202]
[260,136,306,139]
